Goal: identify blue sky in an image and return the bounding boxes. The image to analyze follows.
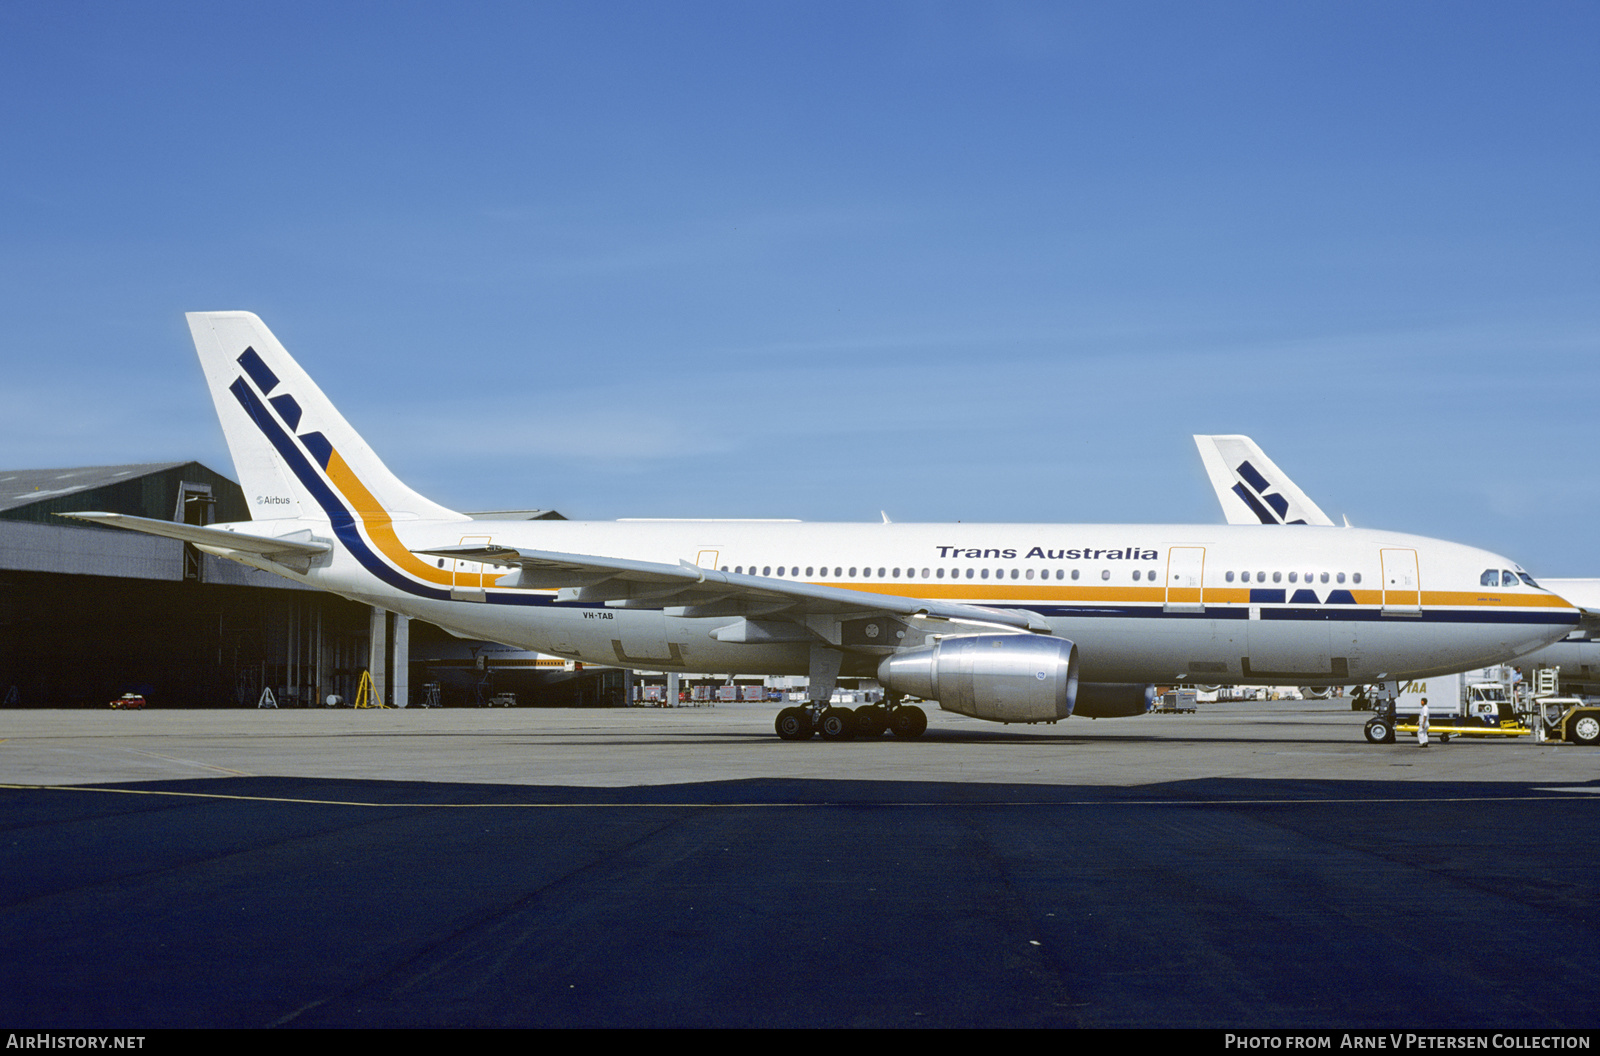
[2,1,1596,571]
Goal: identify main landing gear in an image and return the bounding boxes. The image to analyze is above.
[774,702,927,741]
[779,646,925,741]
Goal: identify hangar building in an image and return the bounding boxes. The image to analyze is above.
[0,463,623,708]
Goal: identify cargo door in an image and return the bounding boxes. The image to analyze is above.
[1165,547,1206,613]
[1380,547,1421,615]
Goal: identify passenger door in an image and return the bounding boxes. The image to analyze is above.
[1380,548,1421,615]
[1165,547,1206,613]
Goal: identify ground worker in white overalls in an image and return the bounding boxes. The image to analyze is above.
[1418,696,1430,748]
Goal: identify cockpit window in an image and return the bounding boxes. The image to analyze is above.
[1518,572,1539,588]
[1481,569,1499,587]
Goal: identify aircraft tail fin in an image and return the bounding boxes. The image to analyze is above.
[1193,435,1335,527]
[188,312,463,523]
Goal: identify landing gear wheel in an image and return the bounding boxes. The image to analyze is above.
[775,707,814,740]
[1364,720,1390,744]
[819,706,857,741]
[1570,713,1600,746]
[889,704,927,739]
[854,704,888,738]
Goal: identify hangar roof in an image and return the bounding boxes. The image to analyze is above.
[0,462,249,524]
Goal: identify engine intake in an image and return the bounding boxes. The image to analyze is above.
[877,634,1079,724]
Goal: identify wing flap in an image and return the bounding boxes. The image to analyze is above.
[413,544,1052,633]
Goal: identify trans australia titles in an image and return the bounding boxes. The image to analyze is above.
[936,545,1161,561]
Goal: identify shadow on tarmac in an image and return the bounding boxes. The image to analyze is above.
[3,775,1597,1028]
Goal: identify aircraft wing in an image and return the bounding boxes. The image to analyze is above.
[59,512,332,558]
[1194,435,1336,526]
[415,543,1053,633]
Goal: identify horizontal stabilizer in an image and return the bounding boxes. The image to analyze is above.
[59,512,332,558]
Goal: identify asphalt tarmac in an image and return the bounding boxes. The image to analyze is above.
[2,699,1598,1029]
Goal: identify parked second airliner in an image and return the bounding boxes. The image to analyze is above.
[1194,432,1600,695]
[68,314,1581,740]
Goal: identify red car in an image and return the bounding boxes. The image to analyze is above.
[109,693,145,710]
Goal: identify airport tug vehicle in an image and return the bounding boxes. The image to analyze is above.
[1535,698,1600,745]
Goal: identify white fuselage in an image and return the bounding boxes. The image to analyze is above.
[214,517,1579,687]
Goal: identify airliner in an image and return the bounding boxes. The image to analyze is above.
[1195,433,1600,693]
[67,314,1582,740]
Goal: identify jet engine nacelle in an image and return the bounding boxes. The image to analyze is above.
[876,634,1079,724]
[1072,682,1156,718]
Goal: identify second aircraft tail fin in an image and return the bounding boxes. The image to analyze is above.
[1193,434,1335,527]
